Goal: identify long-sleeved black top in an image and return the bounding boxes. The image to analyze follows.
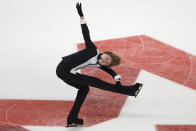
[62,19,121,81]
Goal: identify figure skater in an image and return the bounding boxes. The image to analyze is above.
[56,2,143,127]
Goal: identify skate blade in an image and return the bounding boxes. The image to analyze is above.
[135,83,143,98]
[65,123,83,128]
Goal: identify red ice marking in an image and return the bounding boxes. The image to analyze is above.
[79,35,196,90]
[0,99,74,126]
[156,125,196,131]
[1,35,196,127]
[0,122,29,131]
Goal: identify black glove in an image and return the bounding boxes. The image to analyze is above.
[76,2,84,17]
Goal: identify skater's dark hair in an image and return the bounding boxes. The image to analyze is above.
[103,51,121,67]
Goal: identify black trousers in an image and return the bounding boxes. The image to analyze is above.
[56,59,133,120]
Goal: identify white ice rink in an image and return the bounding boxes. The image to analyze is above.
[0,0,196,130]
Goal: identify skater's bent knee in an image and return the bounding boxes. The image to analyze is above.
[56,61,73,79]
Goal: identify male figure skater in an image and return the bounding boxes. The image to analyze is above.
[56,2,143,127]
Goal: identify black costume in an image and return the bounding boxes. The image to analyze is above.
[56,11,142,127]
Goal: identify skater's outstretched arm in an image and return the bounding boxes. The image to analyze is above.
[76,3,97,49]
[98,66,121,82]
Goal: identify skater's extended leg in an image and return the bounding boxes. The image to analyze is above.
[62,72,136,96]
[56,60,142,96]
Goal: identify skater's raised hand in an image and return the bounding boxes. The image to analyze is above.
[76,2,84,17]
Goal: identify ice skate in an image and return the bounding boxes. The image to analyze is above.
[65,117,84,127]
[128,83,143,98]
[133,83,143,98]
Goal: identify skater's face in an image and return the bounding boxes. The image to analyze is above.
[99,53,112,66]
